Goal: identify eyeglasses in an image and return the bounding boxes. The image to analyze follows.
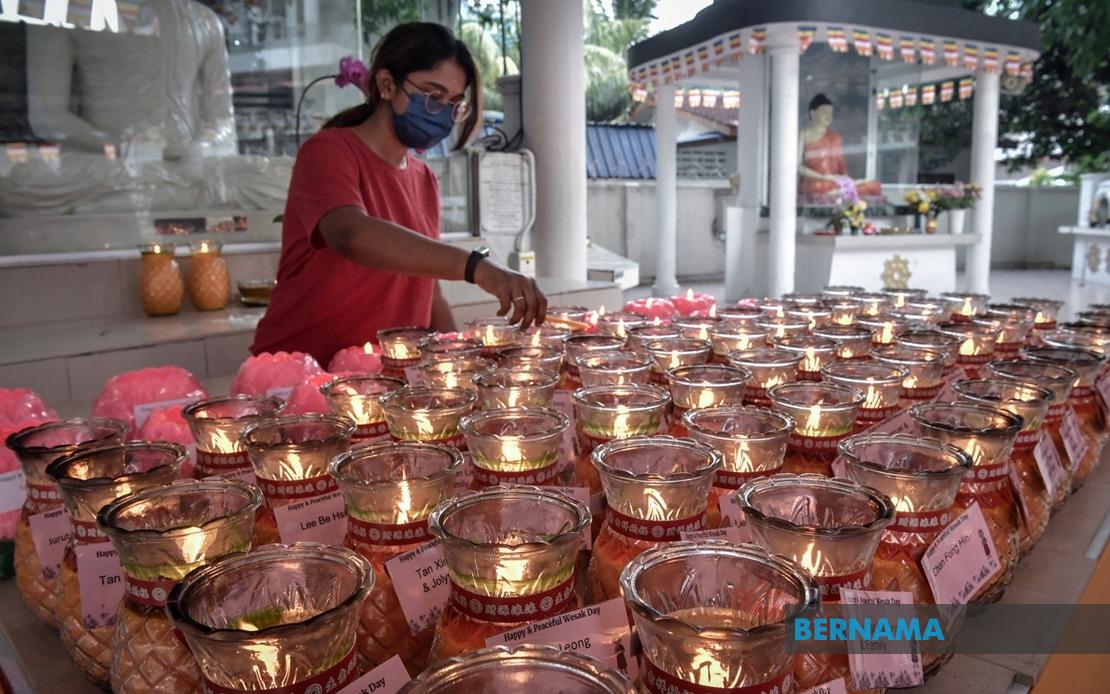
[403,80,471,123]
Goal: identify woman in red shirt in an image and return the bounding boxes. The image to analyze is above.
[252,22,546,365]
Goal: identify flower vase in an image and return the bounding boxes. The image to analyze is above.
[949,208,967,235]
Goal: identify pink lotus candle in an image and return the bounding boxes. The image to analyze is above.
[939,291,989,322]
[727,348,803,407]
[472,368,559,410]
[623,298,678,322]
[596,311,647,339]
[754,317,809,341]
[576,352,653,388]
[880,287,928,309]
[895,330,961,373]
[708,326,768,363]
[378,327,435,380]
[1012,297,1064,334]
[821,361,908,431]
[771,335,837,381]
[821,285,864,298]
[419,336,484,365]
[811,325,873,360]
[768,382,864,476]
[321,375,405,441]
[497,345,564,374]
[666,365,749,436]
[642,337,712,385]
[671,315,720,341]
[937,321,998,377]
[670,289,717,316]
[514,324,572,348]
[870,345,947,401]
[856,314,909,346]
[328,343,384,375]
[467,317,519,358]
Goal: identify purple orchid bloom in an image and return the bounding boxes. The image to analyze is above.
[836,176,860,204]
[335,56,369,94]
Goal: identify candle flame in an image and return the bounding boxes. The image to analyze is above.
[958,338,980,356]
[960,297,974,316]
[799,540,825,575]
[362,342,376,355]
[646,298,655,308]
[864,384,883,409]
[903,373,919,389]
[804,404,823,434]
[652,316,662,326]
[879,323,894,344]
[803,347,819,371]
[691,646,730,687]
[686,288,695,300]
[598,305,607,316]
[963,437,986,466]
[397,479,414,523]
[709,304,717,318]
[179,527,207,564]
[613,404,632,437]
[208,427,240,453]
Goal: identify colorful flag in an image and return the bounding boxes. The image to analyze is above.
[889,90,904,108]
[1020,62,1034,80]
[670,56,682,81]
[697,45,710,72]
[661,60,672,84]
[958,78,974,99]
[900,36,916,62]
[940,81,955,102]
[943,40,959,67]
[649,64,660,85]
[702,90,719,108]
[722,90,741,109]
[748,29,766,55]
[919,38,936,64]
[904,86,918,107]
[964,44,979,71]
[853,29,872,57]
[875,91,886,111]
[684,51,696,77]
[876,33,895,60]
[5,143,29,164]
[713,38,726,65]
[982,47,999,73]
[1004,51,1021,76]
[827,26,849,52]
[921,84,936,105]
[798,25,817,53]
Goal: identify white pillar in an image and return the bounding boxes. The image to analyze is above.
[727,52,766,301]
[521,0,588,282]
[652,83,680,297]
[767,29,801,297]
[966,71,1000,294]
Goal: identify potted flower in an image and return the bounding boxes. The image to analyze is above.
[903,190,935,233]
[927,181,981,234]
[828,199,868,235]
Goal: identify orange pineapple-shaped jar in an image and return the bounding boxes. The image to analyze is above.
[138,243,184,317]
[186,240,231,311]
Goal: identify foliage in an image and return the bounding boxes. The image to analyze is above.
[459,21,518,111]
[926,182,981,210]
[829,200,869,233]
[359,0,420,46]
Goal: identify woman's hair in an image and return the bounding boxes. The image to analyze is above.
[322,22,482,150]
[808,93,833,112]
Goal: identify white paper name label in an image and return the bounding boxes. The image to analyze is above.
[28,508,70,578]
[403,366,425,386]
[0,469,26,514]
[549,486,593,550]
[265,386,294,401]
[798,678,849,694]
[384,539,449,635]
[336,655,409,694]
[273,491,347,546]
[923,504,1000,605]
[680,525,749,544]
[1033,431,1067,501]
[1060,408,1090,469]
[75,544,125,629]
[840,589,924,689]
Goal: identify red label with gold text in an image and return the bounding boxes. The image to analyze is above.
[449,573,575,623]
[787,433,846,454]
[890,506,954,534]
[1013,428,1040,451]
[382,355,420,369]
[816,567,872,601]
[965,459,1011,484]
[125,575,177,608]
[347,515,430,546]
[25,481,62,512]
[258,474,338,500]
[472,462,560,488]
[857,405,901,423]
[643,658,793,694]
[71,518,110,544]
[608,508,706,541]
[902,383,942,400]
[715,467,783,490]
[202,647,359,694]
[195,449,250,475]
[352,420,391,440]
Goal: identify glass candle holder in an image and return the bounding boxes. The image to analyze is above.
[785,305,832,330]
[937,321,998,378]
[822,285,865,298]
[98,479,261,693]
[1021,346,1106,489]
[812,325,873,360]
[576,352,653,388]
[727,348,803,408]
[399,643,635,693]
[547,305,595,334]
[881,287,928,310]
[185,240,231,311]
[870,345,947,402]
[7,418,127,627]
[939,291,989,322]
[240,414,354,545]
[740,474,894,691]
[626,324,683,353]
[138,243,184,317]
[852,292,891,318]
[666,364,749,437]
[757,297,789,319]
[596,311,648,339]
[672,315,721,341]
[563,335,626,390]
[48,442,185,684]
[909,403,1022,602]
[473,368,559,410]
[167,543,372,692]
[902,299,950,327]
[716,306,763,328]
[419,337,484,365]
[420,357,496,392]
[895,330,960,374]
[467,317,519,358]
[683,406,793,528]
[642,337,712,385]
[708,326,768,363]
[497,345,564,374]
[985,359,1077,509]
[954,379,1054,555]
[321,375,405,442]
[380,387,478,451]
[183,395,285,482]
[428,486,590,659]
[825,298,862,326]
[460,408,570,487]
[1012,297,1064,335]
[379,327,436,380]
[984,304,1036,355]
[771,335,837,381]
[856,315,909,346]
[587,437,719,601]
[572,385,671,500]
[769,382,864,476]
[514,324,572,349]
[783,292,826,307]
[821,361,908,432]
[1042,328,1110,377]
[330,441,460,673]
[621,540,818,693]
[755,317,811,341]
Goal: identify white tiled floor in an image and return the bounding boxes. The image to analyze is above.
[625,269,1110,321]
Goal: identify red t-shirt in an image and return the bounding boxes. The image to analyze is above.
[251,128,440,365]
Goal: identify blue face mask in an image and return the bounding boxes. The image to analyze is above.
[391,92,455,150]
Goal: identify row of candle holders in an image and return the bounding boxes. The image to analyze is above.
[6,287,1110,693]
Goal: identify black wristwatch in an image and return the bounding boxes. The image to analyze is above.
[464,247,490,284]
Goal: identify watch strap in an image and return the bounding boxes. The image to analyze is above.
[465,248,489,284]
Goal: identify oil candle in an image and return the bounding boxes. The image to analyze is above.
[379,387,478,450]
[576,352,654,388]
[418,336,484,365]
[856,315,909,346]
[895,330,961,374]
[466,317,519,358]
[757,297,789,319]
[330,441,460,673]
[683,406,793,527]
[167,543,372,692]
[672,315,721,341]
[1012,297,1063,335]
[379,327,436,380]
[937,321,999,378]
[822,285,865,298]
[768,382,864,476]
[587,436,719,601]
[420,357,496,392]
[984,303,1036,354]
[321,375,405,441]
[497,345,564,374]
[460,408,570,487]
[852,292,891,318]
[881,287,928,309]
[626,324,682,353]
[514,323,572,349]
[825,298,863,326]
[548,305,595,331]
[727,348,803,407]
[870,345,947,401]
[428,487,589,659]
[183,395,286,484]
[708,326,768,363]
[909,402,1023,602]
[621,540,818,693]
[771,335,837,381]
[821,361,908,431]
[782,292,826,306]
[641,337,712,385]
[666,364,749,436]
[939,291,989,322]
[740,473,894,691]
[7,418,127,628]
[716,305,763,328]
[473,368,559,410]
[755,316,810,341]
[812,325,874,360]
[562,335,626,389]
[595,310,647,339]
[785,305,833,329]
[901,299,950,327]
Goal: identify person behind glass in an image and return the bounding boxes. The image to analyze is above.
[252,22,546,365]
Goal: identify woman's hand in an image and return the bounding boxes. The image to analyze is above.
[472,258,548,329]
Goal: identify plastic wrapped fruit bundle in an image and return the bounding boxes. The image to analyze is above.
[955,379,1054,555]
[240,414,354,546]
[665,364,749,437]
[92,365,208,436]
[461,408,569,488]
[821,361,908,433]
[322,375,406,443]
[99,479,262,694]
[909,402,1022,603]
[230,351,324,400]
[377,327,435,381]
[621,540,818,694]
[48,442,184,685]
[739,474,894,693]
[328,342,384,376]
[428,486,589,660]
[398,643,635,694]
[7,418,127,627]
[282,372,338,415]
[561,335,625,390]
[331,441,461,674]
[586,436,720,602]
[472,368,559,410]
[769,382,864,476]
[726,348,802,408]
[683,406,793,529]
[182,395,285,487]
[167,543,372,691]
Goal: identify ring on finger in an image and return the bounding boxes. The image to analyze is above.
[512,295,526,303]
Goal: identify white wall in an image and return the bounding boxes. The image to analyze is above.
[990,185,1078,268]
